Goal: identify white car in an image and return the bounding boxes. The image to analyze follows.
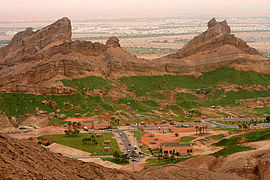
[127,149,130,152]
[122,138,125,141]
[119,132,122,135]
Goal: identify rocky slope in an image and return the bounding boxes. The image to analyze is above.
[0,133,245,180]
[0,17,269,95]
[179,142,270,180]
[156,17,269,75]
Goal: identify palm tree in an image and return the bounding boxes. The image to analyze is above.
[170,154,175,162]
[67,121,72,128]
[92,139,98,145]
[238,124,242,129]
[74,129,80,136]
[199,127,202,134]
[113,151,120,160]
[72,122,77,129]
[157,153,162,162]
[64,130,69,136]
[77,122,81,129]
[163,153,169,161]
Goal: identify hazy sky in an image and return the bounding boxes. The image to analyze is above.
[0,0,270,21]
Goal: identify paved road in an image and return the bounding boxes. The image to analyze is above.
[71,155,113,159]
[114,130,135,154]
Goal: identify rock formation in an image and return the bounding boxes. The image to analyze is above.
[179,143,270,180]
[0,17,269,95]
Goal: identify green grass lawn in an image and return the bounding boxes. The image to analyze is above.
[215,128,270,147]
[133,131,147,140]
[43,133,120,155]
[212,145,255,157]
[132,131,151,154]
[208,134,225,140]
[49,118,69,126]
[217,120,265,125]
[102,158,129,165]
[213,128,240,133]
[179,136,196,142]
[145,157,192,167]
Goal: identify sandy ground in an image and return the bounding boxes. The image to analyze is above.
[8,126,66,139]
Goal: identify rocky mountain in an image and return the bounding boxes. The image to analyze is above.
[0,133,245,180]
[0,17,269,95]
[156,17,269,75]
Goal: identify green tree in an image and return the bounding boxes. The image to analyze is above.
[113,151,120,160]
[77,122,81,128]
[64,130,70,136]
[67,121,72,128]
[170,154,175,162]
[266,116,270,122]
[163,153,169,161]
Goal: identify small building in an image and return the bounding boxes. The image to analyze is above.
[160,142,192,155]
[104,147,111,152]
[104,140,111,145]
[81,120,110,130]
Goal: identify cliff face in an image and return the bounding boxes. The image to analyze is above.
[0,17,269,95]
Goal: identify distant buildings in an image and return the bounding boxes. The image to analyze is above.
[81,120,110,130]
[160,142,192,155]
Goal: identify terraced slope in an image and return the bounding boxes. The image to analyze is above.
[1,68,270,127]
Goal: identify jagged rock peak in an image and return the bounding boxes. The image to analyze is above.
[106,36,120,48]
[207,17,218,28]
[172,17,261,58]
[206,17,231,35]
[0,17,72,57]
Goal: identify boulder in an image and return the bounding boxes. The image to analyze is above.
[59,114,67,119]
[48,112,56,118]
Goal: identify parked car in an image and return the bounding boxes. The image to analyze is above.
[83,126,88,131]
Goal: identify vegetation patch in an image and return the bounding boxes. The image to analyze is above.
[43,133,120,155]
[209,134,225,140]
[213,128,240,133]
[49,118,69,126]
[179,136,196,142]
[61,76,112,91]
[145,156,193,167]
[102,157,129,165]
[215,128,270,147]
[212,145,255,157]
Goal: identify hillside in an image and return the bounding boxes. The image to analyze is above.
[0,17,270,126]
[0,133,245,180]
[1,67,270,127]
